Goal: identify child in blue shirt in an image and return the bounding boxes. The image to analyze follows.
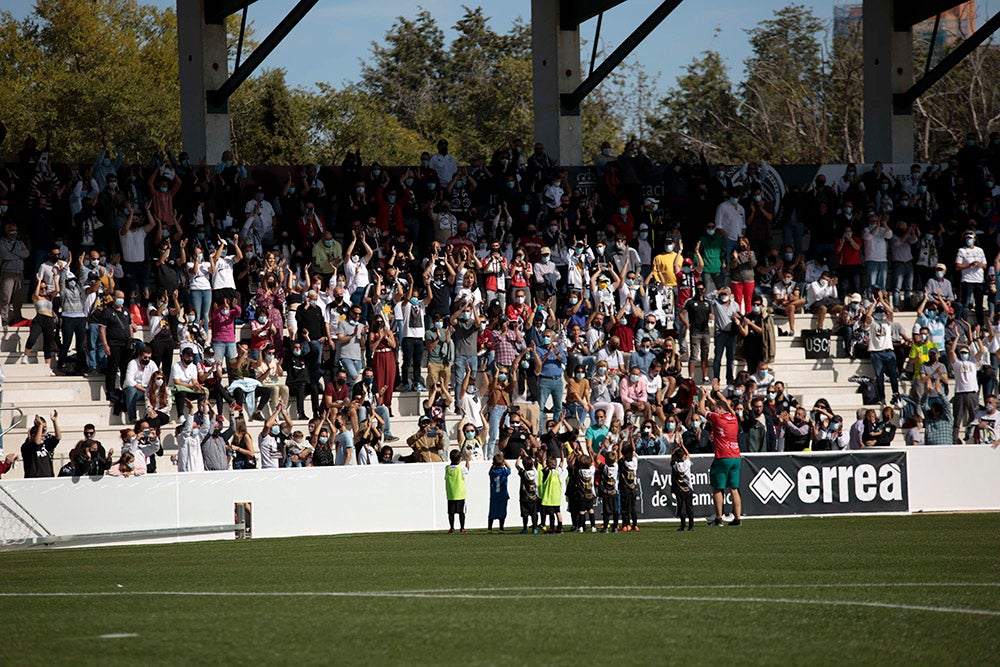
[487,453,511,532]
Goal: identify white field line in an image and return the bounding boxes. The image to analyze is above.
[2,585,1000,618]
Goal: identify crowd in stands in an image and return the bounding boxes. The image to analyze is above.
[4,129,1000,479]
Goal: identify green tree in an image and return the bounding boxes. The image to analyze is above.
[307,84,424,165]
[444,11,534,160]
[827,19,864,163]
[359,9,449,143]
[647,49,741,163]
[230,68,310,165]
[0,0,179,162]
[739,4,830,162]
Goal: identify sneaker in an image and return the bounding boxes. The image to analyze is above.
[599,527,608,533]
[532,528,539,534]
[415,383,428,392]
[576,527,584,533]
[589,526,597,533]
[448,528,455,534]
[384,434,399,442]
[729,519,742,526]
[621,525,631,532]
[632,526,639,532]
[18,354,28,365]
[712,519,726,527]
[520,528,528,534]
[677,525,686,532]
[486,528,493,533]
[460,528,466,534]
[610,526,617,533]
[686,525,694,531]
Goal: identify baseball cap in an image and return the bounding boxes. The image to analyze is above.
[419,416,432,425]
[934,263,946,271]
[849,293,862,304]
[643,197,657,207]
[540,246,551,254]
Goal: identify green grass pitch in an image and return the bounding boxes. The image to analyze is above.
[2,514,999,665]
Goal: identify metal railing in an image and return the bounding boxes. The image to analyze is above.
[0,406,24,440]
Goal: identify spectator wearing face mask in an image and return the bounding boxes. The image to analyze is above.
[257,403,291,468]
[865,294,900,405]
[711,287,740,386]
[0,223,30,325]
[407,415,447,463]
[956,231,988,325]
[172,403,206,473]
[805,271,842,331]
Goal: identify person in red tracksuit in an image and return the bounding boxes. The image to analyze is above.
[697,379,744,527]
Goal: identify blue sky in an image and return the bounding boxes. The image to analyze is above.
[1,0,993,93]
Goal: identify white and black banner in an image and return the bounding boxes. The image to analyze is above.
[635,451,909,520]
[741,452,908,515]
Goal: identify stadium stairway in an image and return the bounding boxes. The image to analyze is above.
[0,312,920,478]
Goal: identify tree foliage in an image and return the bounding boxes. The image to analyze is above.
[307,84,424,166]
[5,1,992,168]
[0,0,178,162]
[647,49,740,163]
[229,68,310,165]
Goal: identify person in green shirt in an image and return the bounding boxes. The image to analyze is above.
[539,456,564,533]
[310,231,342,286]
[697,221,727,294]
[445,448,470,534]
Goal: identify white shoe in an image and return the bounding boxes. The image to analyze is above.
[49,368,57,376]
[18,354,28,365]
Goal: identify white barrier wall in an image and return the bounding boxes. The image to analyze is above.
[905,446,1000,513]
[1,448,998,546]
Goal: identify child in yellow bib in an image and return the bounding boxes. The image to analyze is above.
[445,449,470,533]
[539,456,564,533]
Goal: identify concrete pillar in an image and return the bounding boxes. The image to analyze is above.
[531,0,583,166]
[177,0,231,163]
[863,0,914,163]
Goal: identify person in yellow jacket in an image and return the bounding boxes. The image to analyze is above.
[445,448,471,534]
[539,455,564,533]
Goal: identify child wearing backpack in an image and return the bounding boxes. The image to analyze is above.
[619,443,639,531]
[671,444,694,531]
[515,452,540,534]
[598,450,620,532]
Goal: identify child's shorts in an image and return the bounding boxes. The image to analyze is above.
[520,499,538,517]
[448,499,466,515]
[601,494,619,516]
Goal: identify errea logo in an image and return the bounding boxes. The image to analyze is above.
[749,468,794,504]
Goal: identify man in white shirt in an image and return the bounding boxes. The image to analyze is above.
[864,296,898,404]
[123,347,158,422]
[948,339,980,444]
[805,271,842,330]
[244,189,276,246]
[772,269,806,336]
[428,139,458,186]
[972,395,1000,445]
[714,194,746,257]
[955,232,987,324]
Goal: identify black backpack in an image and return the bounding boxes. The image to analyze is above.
[858,379,879,405]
